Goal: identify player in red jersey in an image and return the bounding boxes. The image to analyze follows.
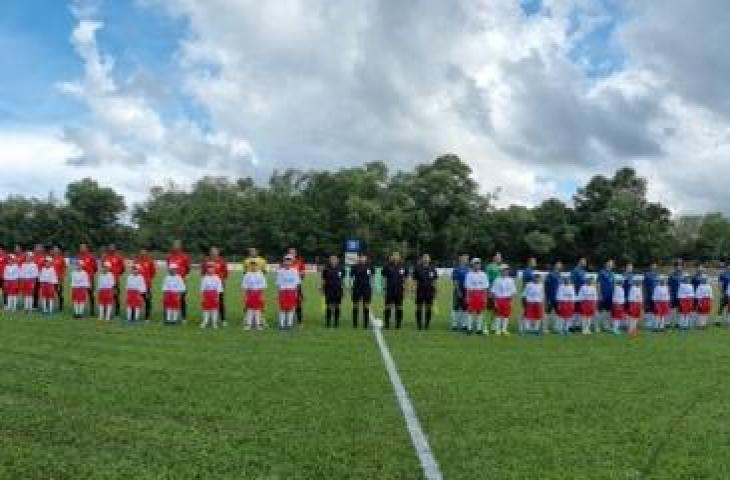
[133,248,157,320]
[166,240,191,319]
[101,244,126,316]
[51,246,67,311]
[77,243,98,313]
[287,247,306,324]
[202,246,229,325]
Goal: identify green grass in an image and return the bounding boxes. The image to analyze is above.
[2,273,730,479]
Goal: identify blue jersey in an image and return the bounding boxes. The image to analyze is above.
[545,270,561,304]
[668,270,683,304]
[521,267,535,285]
[571,266,586,294]
[623,272,634,297]
[719,270,730,295]
[691,272,704,291]
[643,271,658,303]
[451,265,469,291]
[598,269,614,303]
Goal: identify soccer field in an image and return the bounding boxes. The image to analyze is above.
[2,273,730,479]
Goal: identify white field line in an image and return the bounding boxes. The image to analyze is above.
[370,314,443,480]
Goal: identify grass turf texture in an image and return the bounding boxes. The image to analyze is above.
[2,273,730,479]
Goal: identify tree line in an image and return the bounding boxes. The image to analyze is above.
[1,155,729,266]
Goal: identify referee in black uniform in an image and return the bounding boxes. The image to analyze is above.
[381,252,408,329]
[321,255,345,327]
[350,253,373,328]
[412,253,438,330]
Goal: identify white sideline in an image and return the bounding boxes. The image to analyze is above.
[370,314,443,480]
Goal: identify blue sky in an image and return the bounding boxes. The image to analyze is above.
[0,0,729,214]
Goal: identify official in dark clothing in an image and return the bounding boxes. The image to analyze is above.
[643,263,659,315]
[412,253,438,330]
[350,254,373,328]
[322,255,345,328]
[544,261,563,315]
[718,262,730,321]
[382,252,408,329]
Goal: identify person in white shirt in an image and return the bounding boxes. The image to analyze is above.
[3,255,20,312]
[97,265,116,321]
[577,276,598,335]
[162,266,186,325]
[242,262,267,330]
[126,265,147,323]
[627,277,643,336]
[694,276,713,329]
[522,274,544,334]
[611,277,626,334]
[652,277,671,331]
[677,275,695,329]
[38,257,58,314]
[464,258,489,335]
[491,265,515,335]
[20,252,39,312]
[70,262,91,318]
[200,264,224,329]
[556,276,576,335]
[276,255,301,330]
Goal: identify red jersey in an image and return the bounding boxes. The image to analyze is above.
[77,252,98,278]
[202,256,228,280]
[101,253,126,280]
[0,251,7,280]
[133,255,157,288]
[33,253,46,269]
[52,254,66,280]
[166,251,191,278]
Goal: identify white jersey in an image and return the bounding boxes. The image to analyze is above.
[577,285,597,302]
[612,285,625,304]
[20,262,39,280]
[557,284,575,302]
[39,267,58,284]
[126,274,147,293]
[678,283,695,299]
[200,274,223,293]
[276,268,301,290]
[491,276,516,298]
[242,271,267,290]
[628,285,643,303]
[162,275,186,293]
[3,263,19,281]
[464,271,489,291]
[71,270,90,289]
[523,282,543,303]
[653,285,670,302]
[696,284,713,300]
[97,272,115,290]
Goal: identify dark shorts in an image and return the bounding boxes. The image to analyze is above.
[352,288,372,303]
[452,289,466,311]
[385,290,404,306]
[416,287,435,305]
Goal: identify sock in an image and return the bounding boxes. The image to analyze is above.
[288,311,295,328]
[279,312,286,329]
[395,308,403,329]
[296,306,303,324]
[352,307,359,328]
[425,306,432,329]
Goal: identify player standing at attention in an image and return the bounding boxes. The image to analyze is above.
[653,277,670,331]
[101,245,125,317]
[694,275,712,329]
[200,264,224,329]
[77,244,98,313]
[277,254,301,330]
[125,264,147,323]
[491,265,516,336]
[287,248,307,324]
[38,257,58,314]
[3,254,19,311]
[162,265,186,325]
[97,264,116,322]
[643,262,659,330]
[241,261,267,330]
[31,244,46,309]
[522,273,544,334]
[203,247,229,326]
[166,240,191,320]
[668,260,684,328]
[244,247,268,327]
[464,258,489,335]
[50,247,66,312]
[622,263,635,297]
[577,276,598,334]
[571,257,587,331]
[544,261,563,333]
[677,274,695,330]
[451,254,470,331]
[611,276,626,334]
[556,276,576,335]
[20,252,39,312]
[381,252,408,329]
[412,253,438,330]
[627,277,643,336]
[350,254,373,329]
[133,248,156,321]
[70,261,90,318]
[597,259,615,332]
[321,255,345,328]
[485,253,502,319]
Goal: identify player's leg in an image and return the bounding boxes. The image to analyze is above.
[352,292,360,328]
[424,294,433,330]
[219,292,226,326]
